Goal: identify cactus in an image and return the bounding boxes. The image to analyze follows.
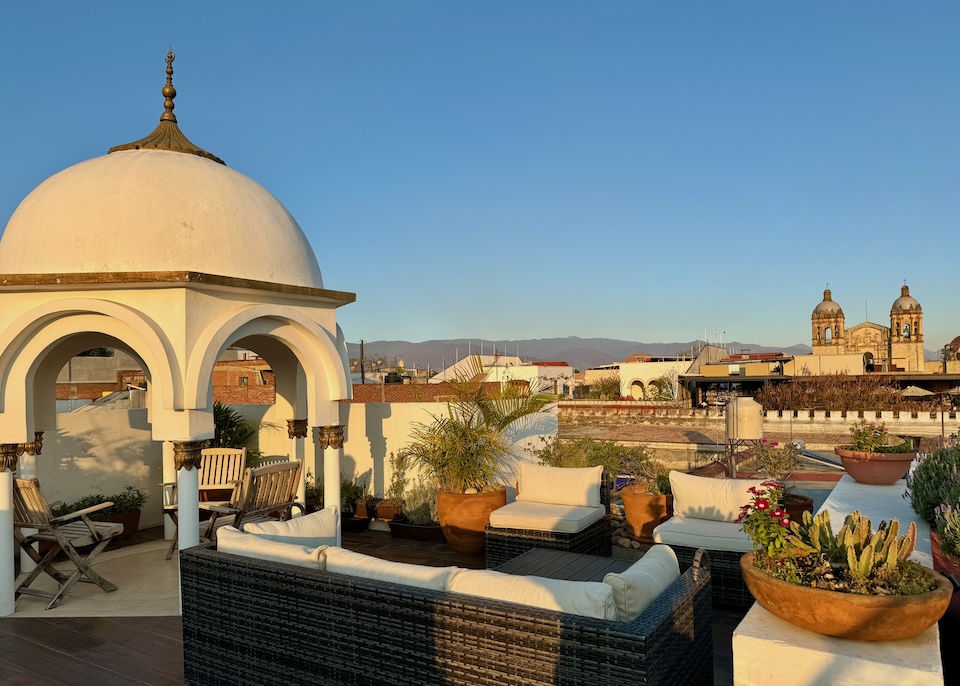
[786,509,916,580]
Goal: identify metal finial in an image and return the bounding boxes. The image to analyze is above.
[160,49,177,123]
[108,49,225,165]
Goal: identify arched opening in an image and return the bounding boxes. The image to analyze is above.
[630,380,645,400]
[903,323,911,339]
[824,327,833,342]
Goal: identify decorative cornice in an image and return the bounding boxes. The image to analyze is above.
[173,440,205,470]
[0,271,356,306]
[317,425,344,450]
[287,419,309,440]
[108,50,225,165]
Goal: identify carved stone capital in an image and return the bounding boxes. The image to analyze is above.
[0,432,45,471]
[0,444,20,472]
[173,440,205,470]
[317,425,344,450]
[287,419,308,440]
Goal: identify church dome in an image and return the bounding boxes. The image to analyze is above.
[813,289,843,315]
[891,285,921,312]
[0,51,323,289]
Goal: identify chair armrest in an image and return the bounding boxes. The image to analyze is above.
[51,501,114,523]
[160,481,177,487]
[199,503,239,515]
[48,499,63,509]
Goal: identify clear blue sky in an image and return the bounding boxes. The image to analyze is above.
[2,2,957,350]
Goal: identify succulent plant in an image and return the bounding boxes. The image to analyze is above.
[787,510,916,580]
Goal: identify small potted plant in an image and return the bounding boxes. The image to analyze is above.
[737,482,951,640]
[51,486,147,539]
[375,454,405,522]
[615,444,673,543]
[389,477,445,542]
[304,470,323,513]
[835,420,917,485]
[340,473,370,532]
[754,438,813,523]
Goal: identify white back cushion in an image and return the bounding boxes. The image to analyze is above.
[243,508,338,547]
[516,463,603,508]
[217,525,325,569]
[669,471,767,522]
[449,569,617,621]
[603,545,680,622]
[323,546,460,592]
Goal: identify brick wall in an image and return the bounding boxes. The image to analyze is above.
[345,382,505,404]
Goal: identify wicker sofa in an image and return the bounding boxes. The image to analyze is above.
[180,543,713,685]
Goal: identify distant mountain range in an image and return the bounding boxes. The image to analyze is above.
[346,337,815,373]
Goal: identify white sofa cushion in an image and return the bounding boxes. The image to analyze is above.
[217,525,326,568]
[323,546,460,592]
[669,471,767,522]
[448,568,618,621]
[516,463,603,508]
[652,515,753,552]
[488,500,606,534]
[603,545,680,622]
[242,508,338,547]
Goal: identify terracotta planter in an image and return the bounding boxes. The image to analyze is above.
[436,487,507,555]
[740,552,952,640]
[782,493,813,524]
[620,487,673,543]
[834,447,917,486]
[930,530,960,621]
[376,502,402,522]
[109,511,141,539]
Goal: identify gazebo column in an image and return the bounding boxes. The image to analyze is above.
[318,425,343,545]
[0,434,43,617]
[287,420,308,512]
[161,441,177,542]
[174,441,203,554]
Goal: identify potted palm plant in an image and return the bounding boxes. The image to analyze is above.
[396,356,555,554]
[835,420,917,485]
[738,482,951,640]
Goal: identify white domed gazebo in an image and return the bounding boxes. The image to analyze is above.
[0,52,354,615]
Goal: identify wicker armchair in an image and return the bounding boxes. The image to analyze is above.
[485,465,612,568]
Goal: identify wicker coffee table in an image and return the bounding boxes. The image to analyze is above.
[497,548,632,581]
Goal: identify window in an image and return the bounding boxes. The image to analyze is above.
[240,376,249,386]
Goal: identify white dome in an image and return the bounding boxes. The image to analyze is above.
[0,149,323,289]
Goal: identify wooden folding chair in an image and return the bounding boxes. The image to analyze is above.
[13,478,123,610]
[162,447,246,560]
[201,460,305,541]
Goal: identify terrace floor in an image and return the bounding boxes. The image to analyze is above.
[0,526,956,685]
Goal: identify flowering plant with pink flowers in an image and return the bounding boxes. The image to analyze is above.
[736,480,793,556]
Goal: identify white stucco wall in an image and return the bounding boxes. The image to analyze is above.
[19,409,164,529]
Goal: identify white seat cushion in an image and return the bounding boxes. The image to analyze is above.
[516,463,603,508]
[603,545,680,622]
[242,507,338,547]
[448,568,618,621]
[669,471,767,522]
[217,525,326,568]
[652,515,753,552]
[488,500,606,534]
[322,546,460,592]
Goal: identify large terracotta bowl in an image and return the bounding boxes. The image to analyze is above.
[834,447,917,486]
[740,553,952,640]
[436,487,506,555]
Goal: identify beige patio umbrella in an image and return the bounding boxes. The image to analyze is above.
[946,386,960,396]
[900,385,935,397]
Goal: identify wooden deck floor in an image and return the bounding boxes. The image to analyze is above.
[1,527,955,685]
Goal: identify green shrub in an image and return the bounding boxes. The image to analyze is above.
[936,504,960,558]
[403,478,439,526]
[905,446,960,525]
[50,486,147,519]
[533,436,669,494]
